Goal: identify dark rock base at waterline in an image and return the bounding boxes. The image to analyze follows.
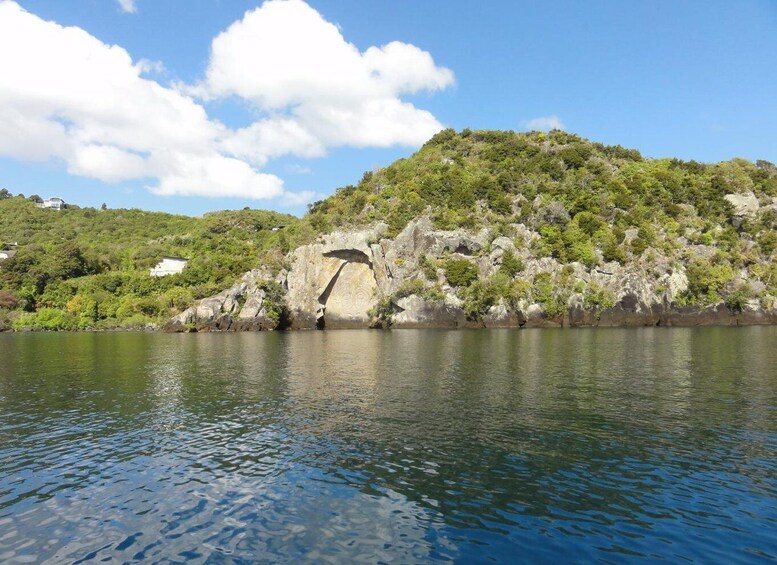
[163,305,777,332]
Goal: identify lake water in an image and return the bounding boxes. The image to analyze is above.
[1,328,775,563]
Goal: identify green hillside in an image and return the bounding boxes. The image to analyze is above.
[1,129,776,330]
[0,196,310,329]
[306,129,776,315]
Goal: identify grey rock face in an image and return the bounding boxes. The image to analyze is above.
[165,216,777,332]
[724,191,760,218]
[163,269,279,332]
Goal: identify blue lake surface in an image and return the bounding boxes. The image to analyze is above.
[1,327,776,563]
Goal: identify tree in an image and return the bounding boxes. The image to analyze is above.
[0,290,17,309]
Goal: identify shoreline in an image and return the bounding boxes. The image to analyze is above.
[5,303,776,333]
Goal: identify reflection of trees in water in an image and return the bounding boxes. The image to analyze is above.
[277,328,777,532]
[2,328,775,536]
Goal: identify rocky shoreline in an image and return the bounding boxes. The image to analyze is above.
[162,218,777,333]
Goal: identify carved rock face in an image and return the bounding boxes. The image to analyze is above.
[323,261,378,328]
[285,229,385,329]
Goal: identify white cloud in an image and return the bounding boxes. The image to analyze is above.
[0,1,283,200]
[0,0,453,203]
[193,0,454,152]
[149,153,283,199]
[117,0,136,14]
[286,164,312,175]
[281,190,319,207]
[522,115,566,132]
[220,118,326,167]
[135,58,165,75]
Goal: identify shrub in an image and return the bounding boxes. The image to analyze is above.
[13,308,77,331]
[422,284,446,302]
[444,259,478,287]
[259,281,286,325]
[421,256,439,281]
[463,279,502,319]
[532,272,566,318]
[0,290,17,310]
[725,283,754,313]
[583,283,615,311]
[394,278,426,299]
[499,250,524,277]
[368,297,394,327]
[685,256,735,304]
[758,230,777,256]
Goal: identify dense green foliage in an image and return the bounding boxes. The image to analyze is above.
[0,196,310,329]
[444,259,478,287]
[306,129,776,316]
[2,128,776,329]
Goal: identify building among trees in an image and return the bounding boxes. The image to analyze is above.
[37,197,65,210]
[150,256,189,277]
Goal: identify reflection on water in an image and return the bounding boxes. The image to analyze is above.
[0,328,776,563]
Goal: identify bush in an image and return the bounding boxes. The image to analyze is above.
[13,308,76,331]
[583,283,615,311]
[725,283,754,313]
[532,272,566,318]
[444,259,478,287]
[421,256,439,281]
[368,297,394,327]
[394,278,426,299]
[463,279,502,319]
[0,290,17,309]
[499,250,524,277]
[758,230,777,256]
[685,256,735,304]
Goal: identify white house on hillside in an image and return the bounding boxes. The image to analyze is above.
[0,249,17,262]
[150,256,189,277]
[37,197,65,210]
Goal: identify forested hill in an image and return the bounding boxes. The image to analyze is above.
[309,128,776,246]
[0,197,308,329]
[1,128,776,330]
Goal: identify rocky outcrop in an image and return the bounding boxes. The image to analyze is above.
[725,191,760,228]
[165,217,777,332]
[285,225,387,329]
[724,191,760,218]
[392,294,466,328]
[163,268,283,332]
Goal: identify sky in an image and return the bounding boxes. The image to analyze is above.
[1,0,776,217]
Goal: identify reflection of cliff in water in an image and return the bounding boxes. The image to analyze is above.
[2,328,775,560]
[278,328,777,531]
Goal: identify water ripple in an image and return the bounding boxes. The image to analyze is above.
[0,328,775,563]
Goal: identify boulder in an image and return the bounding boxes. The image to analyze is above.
[392,295,464,328]
[724,191,760,218]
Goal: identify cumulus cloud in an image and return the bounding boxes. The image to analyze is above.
[117,0,136,14]
[0,0,453,202]
[522,115,566,132]
[0,0,283,199]
[193,0,454,152]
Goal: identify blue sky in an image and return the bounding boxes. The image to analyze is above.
[1,0,776,216]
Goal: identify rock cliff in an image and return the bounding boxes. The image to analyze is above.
[165,217,777,331]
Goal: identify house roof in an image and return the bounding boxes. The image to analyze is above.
[0,249,17,259]
[160,256,189,261]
